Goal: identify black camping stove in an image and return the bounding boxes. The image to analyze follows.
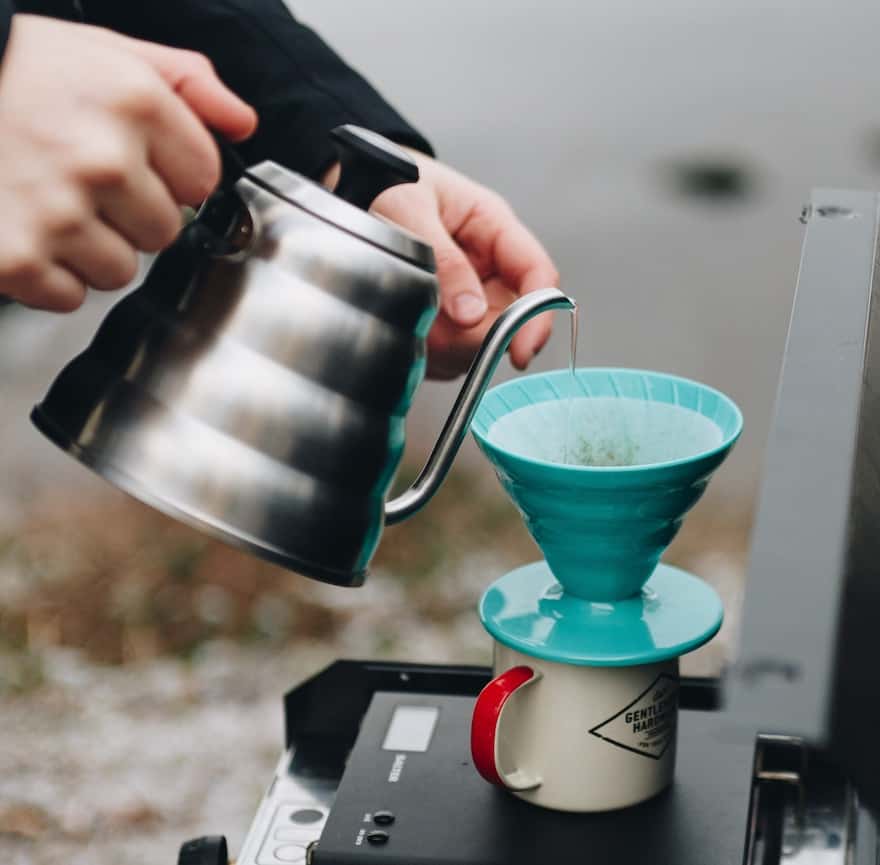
[176,191,880,865]
[179,660,868,865]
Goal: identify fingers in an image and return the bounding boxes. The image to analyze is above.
[508,288,555,370]
[380,192,488,328]
[9,265,86,312]
[142,80,225,205]
[171,62,258,143]
[426,315,486,379]
[436,237,489,326]
[54,219,139,291]
[375,156,561,377]
[125,41,258,142]
[95,158,183,251]
[104,38,257,202]
[504,278,558,370]
[456,196,560,369]
[425,276,517,379]
[0,19,258,313]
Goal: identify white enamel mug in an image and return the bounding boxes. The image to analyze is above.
[471,643,680,812]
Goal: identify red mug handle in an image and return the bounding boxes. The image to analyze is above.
[471,665,543,791]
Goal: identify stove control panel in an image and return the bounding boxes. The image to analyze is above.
[235,750,336,865]
[313,692,457,865]
[256,802,328,865]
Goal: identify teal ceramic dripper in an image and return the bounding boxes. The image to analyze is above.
[472,368,743,604]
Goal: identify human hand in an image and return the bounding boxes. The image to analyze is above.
[0,14,257,312]
[378,151,559,379]
[325,150,559,379]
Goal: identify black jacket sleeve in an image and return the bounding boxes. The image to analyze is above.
[0,0,15,63]
[79,0,433,179]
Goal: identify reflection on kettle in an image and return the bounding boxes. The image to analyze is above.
[31,126,574,587]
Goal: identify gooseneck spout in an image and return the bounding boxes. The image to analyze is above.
[385,287,576,525]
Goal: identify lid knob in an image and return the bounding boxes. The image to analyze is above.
[330,125,419,210]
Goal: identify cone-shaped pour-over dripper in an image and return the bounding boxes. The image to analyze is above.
[472,369,742,601]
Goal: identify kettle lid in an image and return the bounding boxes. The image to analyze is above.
[243,125,436,271]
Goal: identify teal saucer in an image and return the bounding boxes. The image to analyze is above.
[478,561,723,667]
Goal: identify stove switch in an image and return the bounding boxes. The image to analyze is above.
[372,811,395,826]
[366,830,390,846]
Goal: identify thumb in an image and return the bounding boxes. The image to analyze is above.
[420,217,488,327]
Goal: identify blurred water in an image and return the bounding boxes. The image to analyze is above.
[4,0,880,517]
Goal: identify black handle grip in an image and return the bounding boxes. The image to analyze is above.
[186,136,254,257]
[330,125,419,210]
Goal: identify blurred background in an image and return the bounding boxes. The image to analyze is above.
[3,0,880,862]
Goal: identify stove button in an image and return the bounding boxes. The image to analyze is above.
[289,809,324,825]
[372,811,395,826]
[366,830,390,846]
[274,843,307,863]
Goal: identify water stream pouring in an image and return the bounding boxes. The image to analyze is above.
[30,125,574,587]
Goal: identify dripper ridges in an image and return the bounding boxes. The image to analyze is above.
[472,368,742,601]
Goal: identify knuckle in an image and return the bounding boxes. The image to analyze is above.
[115,68,163,121]
[44,194,90,235]
[433,242,468,273]
[183,50,214,75]
[71,140,133,189]
[0,239,45,283]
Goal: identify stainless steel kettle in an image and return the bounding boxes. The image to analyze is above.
[32,126,574,586]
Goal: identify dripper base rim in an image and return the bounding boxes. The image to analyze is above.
[478,560,723,667]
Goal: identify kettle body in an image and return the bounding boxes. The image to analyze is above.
[32,128,574,586]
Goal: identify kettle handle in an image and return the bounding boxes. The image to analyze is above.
[384,287,576,525]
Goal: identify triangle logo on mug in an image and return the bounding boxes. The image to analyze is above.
[589,674,680,760]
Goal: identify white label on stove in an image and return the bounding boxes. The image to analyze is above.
[588,674,679,759]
